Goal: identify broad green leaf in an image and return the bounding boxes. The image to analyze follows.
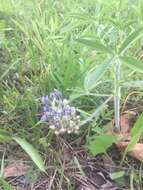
[121,56,143,73]
[125,112,143,152]
[110,171,125,180]
[13,137,46,172]
[131,112,143,136]
[118,27,143,54]
[88,134,116,156]
[123,80,143,88]
[77,38,113,54]
[0,178,14,190]
[84,62,110,91]
[125,133,140,153]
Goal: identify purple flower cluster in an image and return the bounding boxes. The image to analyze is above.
[40,89,80,134]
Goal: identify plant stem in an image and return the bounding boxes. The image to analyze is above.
[114,57,121,132]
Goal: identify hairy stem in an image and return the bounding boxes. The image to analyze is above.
[114,57,121,132]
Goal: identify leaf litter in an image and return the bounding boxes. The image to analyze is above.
[2,108,143,190]
[3,162,31,179]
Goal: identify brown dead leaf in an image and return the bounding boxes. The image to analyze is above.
[61,146,73,163]
[120,111,136,134]
[120,114,130,135]
[3,162,31,179]
[116,142,143,161]
[105,111,135,136]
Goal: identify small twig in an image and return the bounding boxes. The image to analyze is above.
[47,169,57,190]
[121,91,141,113]
[33,179,49,190]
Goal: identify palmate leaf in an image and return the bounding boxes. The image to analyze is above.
[118,27,143,55]
[13,137,46,172]
[84,61,111,91]
[88,134,116,156]
[120,56,143,73]
[77,38,114,55]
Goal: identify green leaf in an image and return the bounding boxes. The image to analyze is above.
[84,62,110,91]
[0,130,11,142]
[123,80,143,88]
[125,112,143,152]
[110,171,125,180]
[118,27,143,55]
[120,56,143,73]
[77,38,113,54]
[0,178,14,190]
[125,133,140,152]
[88,134,116,156]
[131,112,143,136]
[13,137,46,172]
[139,0,143,22]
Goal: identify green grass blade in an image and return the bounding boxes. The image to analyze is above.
[0,59,20,81]
[0,130,11,142]
[0,151,5,178]
[139,0,143,22]
[77,38,114,55]
[13,137,46,172]
[0,178,14,190]
[118,27,143,55]
[120,56,143,73]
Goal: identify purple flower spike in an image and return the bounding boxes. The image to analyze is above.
[40,89,80,134]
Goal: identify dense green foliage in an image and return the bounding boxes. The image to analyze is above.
[1,0,143,171]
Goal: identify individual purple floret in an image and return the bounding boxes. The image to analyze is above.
[41,96,49,105]
[40,89,80,134]
[49,89,62,99]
